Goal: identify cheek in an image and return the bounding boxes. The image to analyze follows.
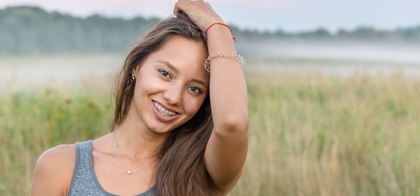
[184,96,206,116]
[132,81,156,109]
[133,82,146,101]
[135,75,161,96]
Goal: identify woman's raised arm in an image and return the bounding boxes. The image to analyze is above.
[174,1,249,194]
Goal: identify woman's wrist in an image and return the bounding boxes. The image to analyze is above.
[206,25,234,41]
[206,24,230,35]
[206,22,237,43]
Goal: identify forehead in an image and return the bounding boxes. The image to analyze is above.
[144,36,209,79]
[157,35,207,62]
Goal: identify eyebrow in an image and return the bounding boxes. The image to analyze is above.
[192,79,208,89]
[157,60,179,74]
[157,60,208,88]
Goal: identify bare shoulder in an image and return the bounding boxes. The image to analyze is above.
[37,144,76,171]
[31,144,76,196]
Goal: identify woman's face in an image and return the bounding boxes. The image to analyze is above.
[131,35,209,134]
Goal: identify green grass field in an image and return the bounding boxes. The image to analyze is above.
[1,71,420,195]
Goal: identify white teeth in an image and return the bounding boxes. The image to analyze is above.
[153,101,177,117]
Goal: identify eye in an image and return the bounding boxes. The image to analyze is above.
[188,86,203,95]
[158,69,172,79]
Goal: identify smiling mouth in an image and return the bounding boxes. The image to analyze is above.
[152,101,179,118]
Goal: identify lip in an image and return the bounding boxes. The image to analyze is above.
[151,100,181,122]
[152,100,179,113]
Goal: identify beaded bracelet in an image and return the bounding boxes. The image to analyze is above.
[204,52,245,73]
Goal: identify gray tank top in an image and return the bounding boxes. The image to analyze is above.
[68,140,156,196]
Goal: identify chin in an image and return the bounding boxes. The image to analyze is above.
[147,120,183,135]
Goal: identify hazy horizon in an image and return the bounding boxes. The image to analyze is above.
[1,0,420,32]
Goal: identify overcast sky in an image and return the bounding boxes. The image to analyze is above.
[1,0,420,32]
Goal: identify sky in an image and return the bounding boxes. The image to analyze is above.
[1,0,420,32]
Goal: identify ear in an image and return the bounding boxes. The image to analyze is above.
[132,65,139,74]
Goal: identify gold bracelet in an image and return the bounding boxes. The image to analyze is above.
[204,52,245,73]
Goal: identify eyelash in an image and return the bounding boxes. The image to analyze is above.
[158,69,172,79]
[188,86,203,95]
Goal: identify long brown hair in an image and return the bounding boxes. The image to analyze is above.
[111,12,222,196]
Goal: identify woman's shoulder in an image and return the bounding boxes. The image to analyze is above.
[35,144,77,179]
[31,144,76,195]
[37,144,76,168]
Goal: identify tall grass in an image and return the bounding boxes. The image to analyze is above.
[233,72,420,196]
[0,84,113,195]
[1,72,420,195]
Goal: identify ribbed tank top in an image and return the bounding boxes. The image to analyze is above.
[68,140,156,196]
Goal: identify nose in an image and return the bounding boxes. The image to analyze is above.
[163,83,182,106]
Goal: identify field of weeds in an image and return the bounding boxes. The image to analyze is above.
[1,64,420,195]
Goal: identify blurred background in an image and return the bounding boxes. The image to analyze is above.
[1,0,420,195]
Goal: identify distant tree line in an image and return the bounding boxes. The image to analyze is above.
[236,26,420,44]
[0,6,160,55]
[1,6,419,55]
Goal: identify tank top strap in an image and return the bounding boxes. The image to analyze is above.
[68,140,101,195]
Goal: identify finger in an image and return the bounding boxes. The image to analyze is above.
[205,2,212,9]
[173,1,193,15]
[173,6,179,15]
[173,1,182,15]
[174,1,191,14]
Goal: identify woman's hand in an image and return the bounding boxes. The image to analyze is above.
[173,0,224,32]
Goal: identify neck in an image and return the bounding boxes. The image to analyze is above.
[113,121,168,161]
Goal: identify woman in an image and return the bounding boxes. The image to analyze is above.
[31,0,248,195]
